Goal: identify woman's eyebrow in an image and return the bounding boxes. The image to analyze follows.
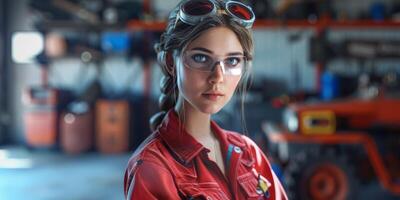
[227,52,244,56]
[190,47,244,56]
[190,47,213,53]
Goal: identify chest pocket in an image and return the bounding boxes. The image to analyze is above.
[178,182,230,200]
[237,172,265,200]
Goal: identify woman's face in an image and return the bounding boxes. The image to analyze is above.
[176,26,244,114]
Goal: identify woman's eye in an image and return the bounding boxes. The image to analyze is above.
[191,54,209,63]
[226,57,241,67]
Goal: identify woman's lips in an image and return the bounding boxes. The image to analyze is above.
[202,93,224,101]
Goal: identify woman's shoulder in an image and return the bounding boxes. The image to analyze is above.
[125,131,170,173]
[123,131,181,199]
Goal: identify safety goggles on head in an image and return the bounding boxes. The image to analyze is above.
[177,0,255,29]
[183,50,246,76]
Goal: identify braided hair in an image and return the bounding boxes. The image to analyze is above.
[150,0,254,131]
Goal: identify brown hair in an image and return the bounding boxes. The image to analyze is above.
[150,0,254,131]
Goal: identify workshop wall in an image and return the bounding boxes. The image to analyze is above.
[6,0,400,143]
[7,0,38,143]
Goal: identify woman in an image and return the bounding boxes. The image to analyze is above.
[124,0,287,199]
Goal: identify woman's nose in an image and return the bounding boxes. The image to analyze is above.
[209,61,225,84]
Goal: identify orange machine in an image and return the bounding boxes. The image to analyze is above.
[95,99,129,154]
[263,91,400,200]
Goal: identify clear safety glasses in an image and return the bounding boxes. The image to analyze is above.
[183,50,246,76]
[177,0,255,29]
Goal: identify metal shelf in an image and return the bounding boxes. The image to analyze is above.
[37,19,400,32]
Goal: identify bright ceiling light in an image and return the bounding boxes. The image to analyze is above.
[12,32,44,64]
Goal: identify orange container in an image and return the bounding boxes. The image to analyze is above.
[95,100,130,154]
[24,110,58,147]
[23,87,59,148]
[60,111,93,154]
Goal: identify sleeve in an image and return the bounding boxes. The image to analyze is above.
[243,136,288,200]
[124,160,181,200]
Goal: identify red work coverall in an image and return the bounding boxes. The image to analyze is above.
[124,110,288,200]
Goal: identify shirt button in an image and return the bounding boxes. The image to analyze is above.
[234,146,242,153]
[206,196,212,200]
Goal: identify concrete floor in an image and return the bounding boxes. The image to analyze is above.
[1,140,399,200]
[0,146,131,200]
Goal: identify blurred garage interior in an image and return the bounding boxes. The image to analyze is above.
[1,0,400,199]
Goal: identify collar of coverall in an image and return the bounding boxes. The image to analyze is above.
[158,109,247,164]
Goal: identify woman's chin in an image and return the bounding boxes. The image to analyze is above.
[197,105,224,115]
[183,97,227,115]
